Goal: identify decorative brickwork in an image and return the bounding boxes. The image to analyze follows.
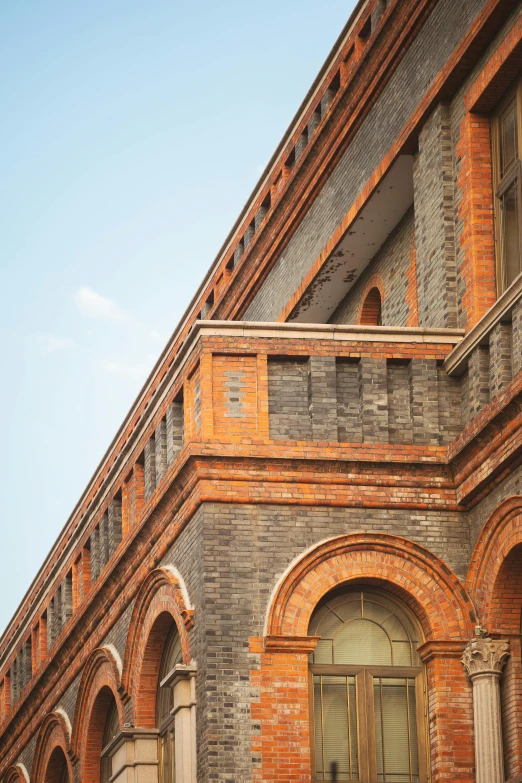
[71,647,125,781]
[122,567,193,727]
[32,712,73,783]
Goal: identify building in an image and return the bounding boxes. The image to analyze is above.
[2,0,522,781]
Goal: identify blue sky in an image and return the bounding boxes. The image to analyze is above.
[0,0,357,632]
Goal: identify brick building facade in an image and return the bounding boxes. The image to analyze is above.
[2,1,522,781]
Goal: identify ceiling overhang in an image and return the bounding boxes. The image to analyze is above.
[288,155,414,323]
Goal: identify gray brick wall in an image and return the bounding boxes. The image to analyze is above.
[413,103,458,328]
[197,501,470,781]
[268,358,312,440]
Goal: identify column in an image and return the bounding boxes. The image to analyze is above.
[461,629,510,783]
[109,729,159,783]
[173,665,197,783]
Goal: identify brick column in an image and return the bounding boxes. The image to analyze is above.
[358,357,388,443]
[468,345,490,419]
[410,359,439,444]
[489,322,513,396]
[308,356,338,442]
[462,631,510,783]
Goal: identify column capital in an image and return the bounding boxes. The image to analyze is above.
[461,632,510,679]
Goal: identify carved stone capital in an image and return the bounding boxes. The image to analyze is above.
[461,636,510,679]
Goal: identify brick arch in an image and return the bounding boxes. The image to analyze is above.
[71,647,125,782]
[4,764,30,783]
[467,496,522,633]
[122,567,194,728]
[267,532,476,641]
[358,274,385,326]
[32,710,73,783]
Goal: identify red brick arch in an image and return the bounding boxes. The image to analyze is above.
[467,496,522,633]
[32,711,73,783]
[122,567,194,728]
[4,764,29,783]
[266,532,476,641]
[71,647,125,783]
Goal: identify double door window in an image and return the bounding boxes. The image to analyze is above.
[308,589,429,783]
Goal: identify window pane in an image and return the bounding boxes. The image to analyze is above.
[500,97,518,178]
[374,677,419,783]
[314,675,358,780]
[500,179,522,289]
[334,619,392,665]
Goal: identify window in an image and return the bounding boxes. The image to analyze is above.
[308,588,428,782]
[100,697,119,783]
[157,624,182,783]
[492,80,522,293]
[360,287,382,326]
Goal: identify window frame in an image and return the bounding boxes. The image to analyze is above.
[307,590,430,783]
[491,78,522,294]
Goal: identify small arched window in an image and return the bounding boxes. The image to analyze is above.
[360,287,382,326]
[100,697,119,783]
[156,624,182,783]
[308,587,428,782]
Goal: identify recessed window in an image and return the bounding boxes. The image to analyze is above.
[492,80,522,293]
[308,588,428,782]
[157,624,182,783]
[100,698,119,783]
[360,287,382,325]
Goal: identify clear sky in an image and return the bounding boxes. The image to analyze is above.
[0,0,357,633]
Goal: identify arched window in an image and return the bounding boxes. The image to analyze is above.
[156,624,182,783]
[308,587,428,782]
[360,287,382,325]
[100,697,119,783]
[44,747,70,783]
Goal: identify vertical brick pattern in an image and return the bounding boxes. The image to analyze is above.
[308,356,338,441]
[144,436,157,500]
[489,322,513,397]
[99,513,110,571]
[468,345,490,419]
[166,400,184,465]
[268,358,312,440]
[387,362,413,444]
[336,360,362,442]
[512,298,522,377]
[155,420,167,485]
[358,358,388,443]
[108,499,122,556]
[413,103,458,328]
[90,526,100,583]
[411,359,439,444]
[437,366,462,444]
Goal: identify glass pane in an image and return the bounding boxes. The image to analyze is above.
[314,675,358,780]
[500,96,518,178]
[374,678,419,782]
[500,179,522,290]
[334,619,392,665]
[392,640,413,666]
[314,638,334,664]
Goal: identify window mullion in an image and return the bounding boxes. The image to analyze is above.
[415,672,429,783]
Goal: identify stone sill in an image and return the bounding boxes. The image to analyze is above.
[444,274,522,375]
